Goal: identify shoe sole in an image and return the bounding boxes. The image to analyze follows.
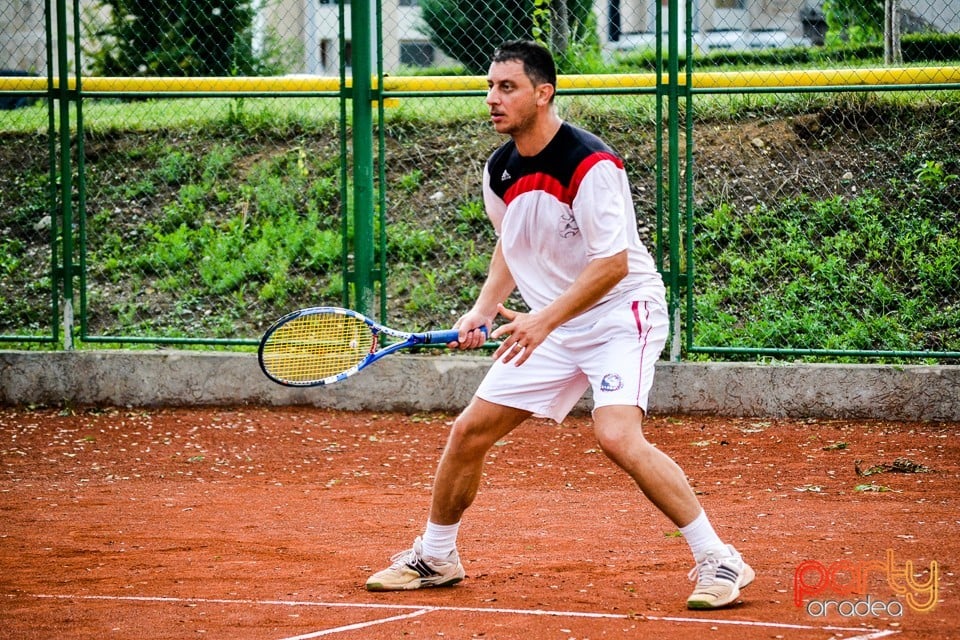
[686,563,756,610]
[366,575,464,591]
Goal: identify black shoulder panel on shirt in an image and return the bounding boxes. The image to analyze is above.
[485,123,619,202]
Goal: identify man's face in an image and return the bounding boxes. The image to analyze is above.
[486,59,546,137]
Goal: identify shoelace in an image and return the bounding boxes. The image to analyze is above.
[388,546,419,570]
[688,553,723,584]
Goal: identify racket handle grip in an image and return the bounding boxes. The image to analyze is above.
[426,326,488,345]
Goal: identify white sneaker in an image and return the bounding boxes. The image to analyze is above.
[686,544,755,609]
[365,537,465,591]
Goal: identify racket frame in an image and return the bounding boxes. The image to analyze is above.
[258,306,464,387]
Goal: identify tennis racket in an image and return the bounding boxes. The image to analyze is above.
[258,306,487,387]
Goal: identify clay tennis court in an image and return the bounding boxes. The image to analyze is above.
[1,405,955,639]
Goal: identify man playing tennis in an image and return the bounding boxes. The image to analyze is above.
[366,39,753,610]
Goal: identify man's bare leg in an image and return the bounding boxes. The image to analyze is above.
[365,398,529,591]
[592,404,754,609]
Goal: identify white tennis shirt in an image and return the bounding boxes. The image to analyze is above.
[482,122,666,330]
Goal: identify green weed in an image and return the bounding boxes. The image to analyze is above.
[914,160,958,189]
[397,169,424,193]
[155,149,195,185]
[0,238,25,276]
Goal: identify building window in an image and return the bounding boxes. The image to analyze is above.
[321,39,332,70]
[399,0,419,6]
[399,41,434,67]
[321,39,352,70]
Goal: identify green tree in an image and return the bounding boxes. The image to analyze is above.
[419,0,599,74]
[88,0,266,76]
[822,0,885,45]
[533,0,602,73]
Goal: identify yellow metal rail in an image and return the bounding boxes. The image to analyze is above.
[1,66,959,93]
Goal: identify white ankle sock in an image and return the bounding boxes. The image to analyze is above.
[679,510,725,558]
[421,521,460,559]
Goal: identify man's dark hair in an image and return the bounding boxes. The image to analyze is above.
[491,40,557,91]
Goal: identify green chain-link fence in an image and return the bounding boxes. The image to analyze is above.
[1,0,959,361]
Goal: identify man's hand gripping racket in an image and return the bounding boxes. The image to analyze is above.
[258,306,488,387]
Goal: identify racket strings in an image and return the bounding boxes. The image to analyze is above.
[261,313,374,383]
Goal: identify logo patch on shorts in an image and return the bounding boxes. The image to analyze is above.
[600,373,623,392]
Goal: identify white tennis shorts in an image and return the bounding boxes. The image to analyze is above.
[476,299,669,422]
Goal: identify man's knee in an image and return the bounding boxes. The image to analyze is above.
[593,407,648,450]
[446,401,516,457]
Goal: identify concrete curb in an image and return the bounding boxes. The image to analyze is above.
[1,350,958,421]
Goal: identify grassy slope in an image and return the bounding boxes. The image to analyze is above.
[1,92,959,360]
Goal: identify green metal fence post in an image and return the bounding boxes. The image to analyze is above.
[54,0,74,349]
[44,0,60,345]
[350,0,376,316]
[375,0,388,323]
[666,0,682,361]
[654,0,664,274]
[73,0,89,344]
[338,0,350,310]
[684,0,696,361]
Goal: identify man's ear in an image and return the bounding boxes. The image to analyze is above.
[536,82,556,106]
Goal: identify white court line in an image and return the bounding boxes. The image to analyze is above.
[31,594,900,638]
[278,608,434,640]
